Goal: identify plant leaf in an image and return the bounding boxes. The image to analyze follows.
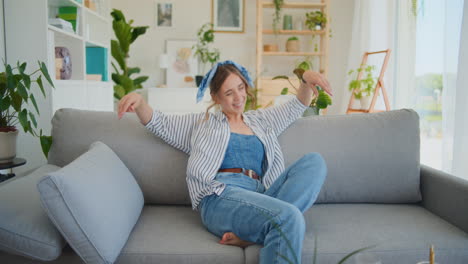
[111,40,126,70]
[28,112,37,128]
[30,93,40,114]
[18,62,31,89]
[281,87,289,95]
[337,245,377,264]
[17,81,29,100]
[127,67,140,76]
[130,26,149,43]
[40,133,53,159]
[133,75,148,86]
[273,75,289,80]
[11,92,22,112]
[39,61,54,88]
[6,64,16,90]
[36,76,46,97]
[18,109,28,133]
[0,96,11,111]
[114,84,125,100]
[293,68,305,80]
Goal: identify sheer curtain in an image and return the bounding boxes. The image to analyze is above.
[451,0,468,179]
[340,0,415,113]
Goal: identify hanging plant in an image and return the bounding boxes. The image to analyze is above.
[273,0,284,33]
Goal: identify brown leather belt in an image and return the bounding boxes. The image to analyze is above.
[218,168,260,180]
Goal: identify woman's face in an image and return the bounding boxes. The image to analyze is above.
[213,73,247,116]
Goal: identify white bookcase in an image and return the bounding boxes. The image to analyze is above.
[6,0,113,115]
[5,0,113,172]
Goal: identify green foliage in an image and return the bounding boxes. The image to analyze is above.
[273,60,332,114]
[305,11,327,30]
[287,36,299,41]
[193,23,220,75]
[347,65,377,99]
[273,0,284,33]
[0,60,54,157]
[110,9,149,100]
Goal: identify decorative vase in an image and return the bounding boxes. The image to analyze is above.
[283,15,293,30]
[303,106,319,117]
[286,40,300,52]
[0,128,19,164]
[263,44,279,52]
[360,95,372,110]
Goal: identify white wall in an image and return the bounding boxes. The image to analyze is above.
[0,0,5,65]
[111,0,355,115]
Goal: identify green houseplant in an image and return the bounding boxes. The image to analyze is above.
[305,11,327,30]
[0,61,55,161]
[286,36,300,52]
[273,61,332,116]
[193,23,220,86]
[347,65,377,109]
[110,9,149,100]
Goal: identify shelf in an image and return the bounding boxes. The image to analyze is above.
[48,0,82,7]
[262,29,325,35]
[48,25,83,40]
[86,40,109,48]
[84,7,109,23]
[263,51,322,56]
[262,2,325,9]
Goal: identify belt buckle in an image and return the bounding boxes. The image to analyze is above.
[242,168,254,179]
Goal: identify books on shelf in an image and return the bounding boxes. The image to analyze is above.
[58,6,80,34]
[48,18,74,33]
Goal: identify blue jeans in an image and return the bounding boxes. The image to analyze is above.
[198,152,327,264]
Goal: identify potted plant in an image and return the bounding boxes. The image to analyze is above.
[305,10,327,30]
[273,60,332,116]
[0,61,55,162]
[110,9,149,100]
[286,36,300,52]
[193,23,220,86]
[348,65,377,110]
[273,0,284,33]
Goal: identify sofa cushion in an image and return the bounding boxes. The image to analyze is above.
[116,205,244,264]
[37,141,144,264]
[0,164,65,261]
[280,109,421,203]
[47,109,191,205]
[245,204,468,264]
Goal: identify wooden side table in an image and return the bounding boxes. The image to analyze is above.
[0,158,26,183]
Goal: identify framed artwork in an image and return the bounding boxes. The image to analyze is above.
[212,0,244,33]
[155,2,173,27]
[165,39,198,88]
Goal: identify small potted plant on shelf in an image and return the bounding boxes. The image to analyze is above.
[348,65,377,110]
[273,60,332,116]
[193,23,220,86]
[305,10,327,30]
[0,60,55,162]
[286,36,300,52]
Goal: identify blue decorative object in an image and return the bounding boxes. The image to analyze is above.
[196,60,254,103]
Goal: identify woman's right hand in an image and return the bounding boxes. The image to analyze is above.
[118,92,145,120]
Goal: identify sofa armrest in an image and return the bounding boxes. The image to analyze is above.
[420,164,468,234]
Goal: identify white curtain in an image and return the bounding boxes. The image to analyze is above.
[450,0,468,179]
[340,0,397,113]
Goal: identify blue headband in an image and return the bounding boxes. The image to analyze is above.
[196,60,254,103]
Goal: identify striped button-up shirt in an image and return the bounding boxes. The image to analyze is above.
[145,97,308,210]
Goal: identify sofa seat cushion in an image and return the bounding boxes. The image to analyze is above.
[245,204,468,264]
[0,164,66,261]
[116,205,244,264]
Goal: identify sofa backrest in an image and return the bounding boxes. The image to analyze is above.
[48,108,421,205]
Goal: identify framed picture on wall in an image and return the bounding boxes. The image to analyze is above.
[155,2,173,27]
[212,0,244,33]
[165,39,198,88]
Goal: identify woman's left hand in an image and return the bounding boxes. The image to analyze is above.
[302,71,333,97]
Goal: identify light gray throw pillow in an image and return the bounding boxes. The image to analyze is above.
[37,141,144,264]
[0,164,65,261]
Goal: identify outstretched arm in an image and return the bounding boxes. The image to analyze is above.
[297,70,333,107]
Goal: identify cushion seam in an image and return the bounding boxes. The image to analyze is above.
[0,226,60,248]
[39,175,107,263]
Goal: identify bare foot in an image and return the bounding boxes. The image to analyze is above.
[219,232,255,248]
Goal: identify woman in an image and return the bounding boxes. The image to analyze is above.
[118,60,332,264]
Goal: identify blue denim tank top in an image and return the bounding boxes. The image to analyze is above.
[219,132,265,176]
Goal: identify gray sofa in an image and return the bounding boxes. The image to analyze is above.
[1,108,468,264]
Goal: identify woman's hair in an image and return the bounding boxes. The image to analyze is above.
[203,64,256,121]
